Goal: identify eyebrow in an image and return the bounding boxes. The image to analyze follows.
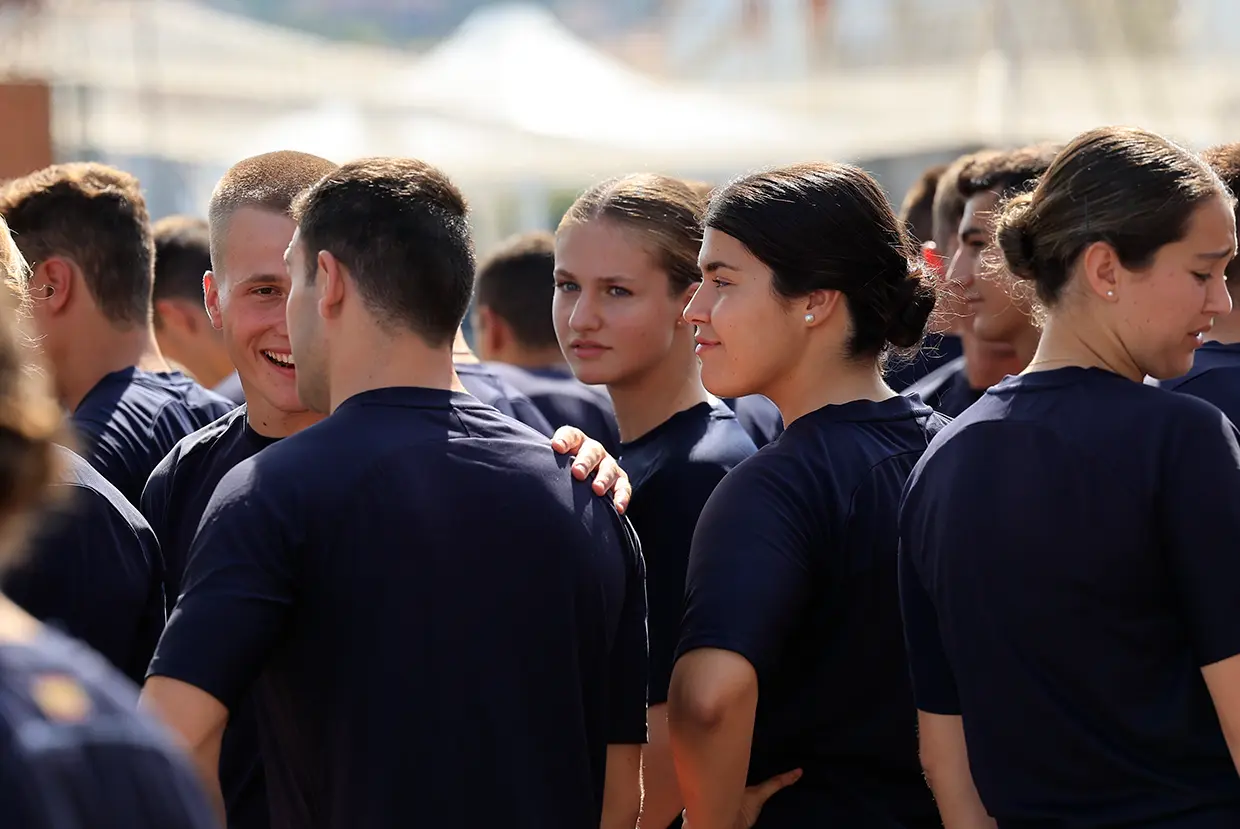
[959,224,987,240]
[1196,248,1236,261]
[552,268,632,282]
[700,260,740,274]
[236,273,285,287]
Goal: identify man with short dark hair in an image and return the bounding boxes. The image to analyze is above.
[0,163,234,503]
[473,230,621,451]
[142,157,646,829]
[904,148,1052,415]
[152,215,243,402]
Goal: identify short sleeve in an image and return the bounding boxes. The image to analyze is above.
[147,459,298,709]
[897,538,961,715]
[625,464,728,705]
[676,460,813,678]
[1159,399,1240,666]
[510,397,554,437]
[608,512,649,745]
[140,452,175,549]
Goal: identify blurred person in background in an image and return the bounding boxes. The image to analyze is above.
[0,212,163,687]
[683,179,783,448]
[886,162,962,392]
[473,229,620,452]
[670,163,943,829]
[0,163,234,504]
[152,215,245,404]
[0,213,216,829]
[142,157,647,829]
[904,150,1009,415]
[554,173,757,829]
[908,147,1057,415]
[143,150,634,829]
[1158,142,1240,421]
[901,126,1240,829]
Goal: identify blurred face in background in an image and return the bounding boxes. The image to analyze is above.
[956,191,1037,344]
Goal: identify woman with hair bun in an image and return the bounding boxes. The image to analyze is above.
[669,162,944,829]
[900,126,1240,828]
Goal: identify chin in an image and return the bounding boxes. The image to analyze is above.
[699,365,752,400]
[564,362,615,387]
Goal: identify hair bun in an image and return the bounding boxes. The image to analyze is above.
[884,260,936,349]
[995,193,1038,281]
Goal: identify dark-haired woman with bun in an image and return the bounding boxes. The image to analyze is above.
[668,163,945,829]
[900,126,1240,829]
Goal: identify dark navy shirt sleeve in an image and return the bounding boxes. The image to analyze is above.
[677,459,814,678]
[609,512,649,745]
[6,483,165,685]
[147,459,296,708]
[626,463,729,705]
[897,539,960,715]
[1160,399,1240,667]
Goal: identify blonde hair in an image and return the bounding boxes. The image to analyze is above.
[0,214,67,567]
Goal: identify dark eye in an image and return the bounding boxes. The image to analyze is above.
[1192,272,1212,282]
[712,278,730,289]
[555,281,579,293]
[253,286,279,297]
[608,286,632,298]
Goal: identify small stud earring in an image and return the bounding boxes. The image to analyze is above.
[804,314,815,323]
[1106,290,1115,298]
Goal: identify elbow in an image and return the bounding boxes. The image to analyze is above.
[666,665,755,734]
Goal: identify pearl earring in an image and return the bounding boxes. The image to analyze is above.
[1106,290,1115,298]
[804,314,815,323]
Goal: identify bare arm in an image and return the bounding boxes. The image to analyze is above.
[1202,654,1240,776]
[638,704,682,829]
[603,744,642,829]
[668,649,758,829]
[140,677,230,823]
[918,711,994,829]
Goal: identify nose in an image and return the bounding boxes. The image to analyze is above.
[567,290,602,333]
[952,249,976,288]
[683,281,712,325]
[1207,272,1234,318]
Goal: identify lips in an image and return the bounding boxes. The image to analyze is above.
[569,340,609,359]
[694,334,720,355]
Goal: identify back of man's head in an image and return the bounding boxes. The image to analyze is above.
[900,163,948,246]
[291,157,475,347]
[0,163,153,326]
[475,232,557,350]
[152,215,211,311]
[208,150,337,271]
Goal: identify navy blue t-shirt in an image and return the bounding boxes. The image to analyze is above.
[621,400,755,704]
[678,395,945,828]
[141,405,276,829]
[4,446,163,685]
[902,356,985,418]
[485,362,620,453]
[72,368,237,505]
[149,387,648,829]
[1159,340,1240,426]
[0,616,214,828]
[900,367,1240,828]
[455,362,554,436]
[722,395,784,448]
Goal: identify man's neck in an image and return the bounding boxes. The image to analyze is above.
[244,400,324,440]
[60,324,169,411]
[330,331,459,413]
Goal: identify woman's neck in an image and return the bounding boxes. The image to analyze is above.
[608,348,711,444]
[766,353,895,426]
[1024,312,1142,381]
